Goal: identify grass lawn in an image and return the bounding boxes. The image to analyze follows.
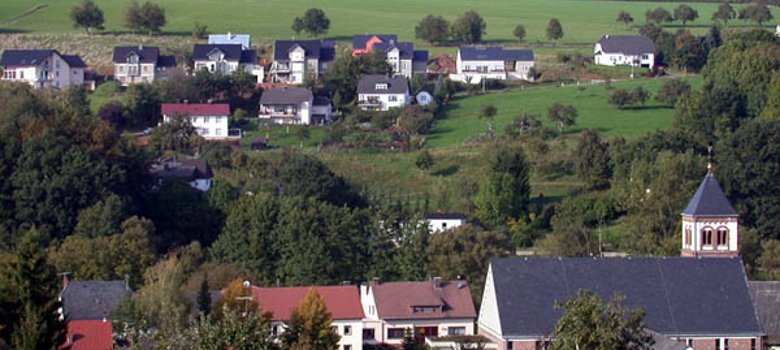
[1,0,776,49]
[426,75,703,148]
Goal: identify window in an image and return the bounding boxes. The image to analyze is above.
[272,325,279,336]
[715,339,721,350]
[204,116,210,123]
[702,228,713,246]
[387,328,405,339]
[216,128,222,136]
[717,228,729,246]
[375,83,388,90]
[362,328,375,340]
[724,339,729,350]
[412,305,440,313]
[19,71,24,79]
[343,325,352,336]
[642,54,649,59]
[344,346,351,350]
[389,95,397,102]
[685,227,692,246]
[687,339,693,347]
[448,327,465,335]
[751,339,756,350]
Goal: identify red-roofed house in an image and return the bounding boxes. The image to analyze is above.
[360,278,477,346]
[251,285,365,350]
[161,103,238,140]
[60,320,113,350]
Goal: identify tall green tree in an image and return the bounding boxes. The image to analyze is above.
[415,15,450,45]
[712,2,736,25]
[70,0,104,36]
[282,289,340,350]
[673,4,699,26]
[551,289,653,350]
[739,2,773,27]
[6,229,65,350]
[125,0,142,34]
[475,145,531,228]
[617,10,634,28]
[133,255,191,337]
[574,129,611,190]
[547,103,578,132]
[546,18,564,43]
[139,1,166,36]
[656,79,691,106]
[645,8,673,24]
[513,24,527,41]
[451,10,486,44]
[291,8,330,37]
[169,306,277,350]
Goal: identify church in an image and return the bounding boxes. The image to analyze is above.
[476,168,766,350]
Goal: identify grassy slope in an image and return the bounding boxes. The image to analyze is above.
[427,75,703,148]
[1,0,776,49]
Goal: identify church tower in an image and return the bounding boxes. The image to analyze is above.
[680,164,739,257]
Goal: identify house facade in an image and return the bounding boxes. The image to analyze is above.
[113,46,176,85]
[425,213,466,233]
[259,86,322,125]
[352,34,429,78]
[594,35,655,68]
[161,103,233,140]
[451,46,534,84]
[150,158,213,192]
[269,40,335,84]
[357,75,411,111]
[360,279,477,346]
[251,285,365,350]
[1,49,86,89]
[192,44,261,80]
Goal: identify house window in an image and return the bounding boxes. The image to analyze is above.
[20,71,24,79]
[204,116,210,123]
[343,325,352,336]
[412,306,440,313]
[216,128,222,136]
[389,95,397,102]
[387,328,405,339]
[702,228,713,246]
[685,227,692,246]
[344,346,351,350]
[715,339,721,350]
[751,339,756,350]
[362,328,375,340]
[272,325,279,335]
[642,54,649,59]
[448,327,465,335]
[724,339,729,350]
[716,228,728,246]
[687,339,693,347]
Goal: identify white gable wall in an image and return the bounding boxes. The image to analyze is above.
[427,218,465,233]
[477,264,502,339]
[163,114,229,140]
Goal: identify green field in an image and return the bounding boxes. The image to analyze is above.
[427,75,702,148]
[1,0,776,50]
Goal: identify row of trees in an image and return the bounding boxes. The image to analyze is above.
[70,0,166,36]
[415,12,565,45]
[616,2,773,28]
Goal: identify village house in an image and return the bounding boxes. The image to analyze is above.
[113,45,176,85]
[208,32,251,50]
[593,35,655,68]
[59,280,132,350]
[251,285,365,350]
[357,75,411,111]
[360,278,477,346]
[161,103,235,140]
[259,86,331,125]
[191,43,262,81]
[451,46,535,84]
[425,213,466,233]
[478,169,765,350]
[150,158,213,192]
[269,40,336,84]
[1,49,86,89]
[352,34,429,78]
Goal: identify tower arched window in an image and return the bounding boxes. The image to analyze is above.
[716,227,729,246]
[701,228,713,247]
[685,227,692,246]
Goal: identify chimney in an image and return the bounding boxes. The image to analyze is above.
[341,280,351,285]
[228,31,233,39]
[432,276,443,289]
[58,272,71,289]
[138,44,144,51]
[371,276,381,285]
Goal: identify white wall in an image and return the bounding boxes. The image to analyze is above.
[681,216,738,254]
[2,52,83,89]
[427,218,465,233]
[358,92,410,111]
[594,44,654,67]
[259,100,313,125]
[163,114,229,140]
[190,178,212,192]
[334,319,363,350]
[115,63,157,85]
[379,319,475,345]
[452,55,507,84]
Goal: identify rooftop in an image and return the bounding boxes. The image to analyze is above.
[681,172,738,217]
[250,285,364,321]
[259,86,313,105]
[370,280,477,320]
[459,46,534,61]
[60,280,130,321]
[1,49,56,66]
[597,35,656,55]
[161,103,230,117]
[357,75,409,94]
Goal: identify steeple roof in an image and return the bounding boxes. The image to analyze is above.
[681,172,738,217]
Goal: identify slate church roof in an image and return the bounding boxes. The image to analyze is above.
[60,280,131,321]
[681,172,738,217]
[487,257,762,338]
[748,281,780,344]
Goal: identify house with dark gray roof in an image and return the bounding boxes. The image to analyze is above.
[749,281,780,347]
[259,86,330,125]
[478,257,764,350]
[452,46,535,84]
[594,35,655,68]
[112,45,176,85]
[352,34,429,78]
[192,44,261,81]
[208,32,251,50]
[150,158,214,192]
[1,49,86,89]
[60,280,131,321]
[681,169,740,258]
[269,40,335,84]
[357,75,410,111]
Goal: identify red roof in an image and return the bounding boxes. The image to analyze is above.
[160,103,230,116]
[370,280,477,320]
[251,285,364,321]
[60,320,113,350]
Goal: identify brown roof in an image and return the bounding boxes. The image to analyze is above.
[371,280,477,320]
[251,285,364,321]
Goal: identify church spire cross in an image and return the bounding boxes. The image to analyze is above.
[707,145,714,174]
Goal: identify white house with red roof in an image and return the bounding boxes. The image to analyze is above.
[161,103,238,140]
[360,278,477,346]
[251,285,365,350]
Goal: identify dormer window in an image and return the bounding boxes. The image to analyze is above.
[127,54,139,64]
[376,83,388,90]
[412,305,440,313]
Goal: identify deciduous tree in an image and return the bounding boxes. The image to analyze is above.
[513,24,527,41]
[673,4,699,26]
[739,2,773,27]
[451,11,486,44]
[712,2,736,25]
[617,10,634,28]
[125,0,142,34]
[575,129,611,190]
[546,18,564,43]
[547,103,578,132]
[292,8,330,37]
[71,0,104,36]
[645,8,673,24]
[416,15,450,45]
[656,79,691,106]
[282,289,340,350]
[139,1,166,36]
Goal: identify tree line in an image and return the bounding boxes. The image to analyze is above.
[70,0,167,36]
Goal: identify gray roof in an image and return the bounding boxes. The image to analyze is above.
[259,87,313,105]
[353,34,398,49]
[373,41,415,60]
[749,281,780,344]
[192,44,255,64]
[489,257,762,338]
[597,35,656,55]
[273,40,335,62]
[113,46,159,63]
[357,75,409,94]
[151,158,213,181]
[62,55,87,68]
[60,280,131,321]
[1,49,55,66]
[681,172,738,217]
[208,33,251,50]
[459,46,534,61]
[650,331,690,350]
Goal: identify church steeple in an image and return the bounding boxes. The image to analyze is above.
[680,160,739,258]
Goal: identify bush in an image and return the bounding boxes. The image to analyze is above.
[97,101,126,128]
[415,150,434,170]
